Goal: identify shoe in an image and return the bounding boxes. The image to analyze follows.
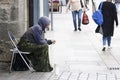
[102,47,106,51]
[108,46,112,49]
[74,29,77,31]
[78,28,81,31]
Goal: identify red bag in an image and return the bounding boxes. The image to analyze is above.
[82,11,89,25]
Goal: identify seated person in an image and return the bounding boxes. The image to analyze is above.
[17,16,56,72]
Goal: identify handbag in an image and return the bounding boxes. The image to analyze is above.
[92,1,104,26]
[95,26,103,35]
[82,11,89,25]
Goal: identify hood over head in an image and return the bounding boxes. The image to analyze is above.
[38,16,51,31]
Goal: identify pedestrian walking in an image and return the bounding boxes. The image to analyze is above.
[17,16,56,72]
[66,0,85,31]
[99,0,118,51]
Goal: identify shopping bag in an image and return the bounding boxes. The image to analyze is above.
[95,26,103,35]
[82,11,89,25]
[92,2,103,26]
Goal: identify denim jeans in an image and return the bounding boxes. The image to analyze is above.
[102,36,111,47]
[72,9,82,30]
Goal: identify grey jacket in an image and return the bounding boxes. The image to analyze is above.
[21,16,52,45]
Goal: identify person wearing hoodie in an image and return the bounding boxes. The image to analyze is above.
[17,16,56,72]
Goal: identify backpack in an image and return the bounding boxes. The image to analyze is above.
[92,2,103,26]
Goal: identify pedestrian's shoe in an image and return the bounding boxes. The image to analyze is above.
[74,29,77,31]
[78,28,81,31]
[102,47,106,51]
[108,46,112,49]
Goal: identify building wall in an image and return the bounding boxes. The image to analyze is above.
[39,0,44,17]
[0,0,27,62]
[39,0,49,17]
[0,0,47,70]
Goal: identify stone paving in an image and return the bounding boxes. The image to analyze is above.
[1,2,120,80]
[47,5,120,72]
[0,71,120,80]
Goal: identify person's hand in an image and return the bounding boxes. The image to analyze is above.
[52,40,56,44]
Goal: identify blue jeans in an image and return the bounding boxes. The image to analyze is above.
[102,36,111,47]
[72,9,82,30]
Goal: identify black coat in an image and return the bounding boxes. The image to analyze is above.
[100,1,118,37]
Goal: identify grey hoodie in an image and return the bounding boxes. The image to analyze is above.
[22,16,52,45]
[38,16,50,32]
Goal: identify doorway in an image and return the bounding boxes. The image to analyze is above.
[28,0,34,27]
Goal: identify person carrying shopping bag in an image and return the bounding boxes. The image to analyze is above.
[98,0,118,51]
[66,0,87,31]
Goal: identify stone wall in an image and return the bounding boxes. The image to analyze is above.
[0,0,27,62]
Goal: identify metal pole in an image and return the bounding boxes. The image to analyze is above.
[44,0,49,17]
[34,0,40,25]
[51,0,53,31]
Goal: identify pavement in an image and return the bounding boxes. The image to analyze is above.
[46,4,120,75]
[1,1,120,80]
